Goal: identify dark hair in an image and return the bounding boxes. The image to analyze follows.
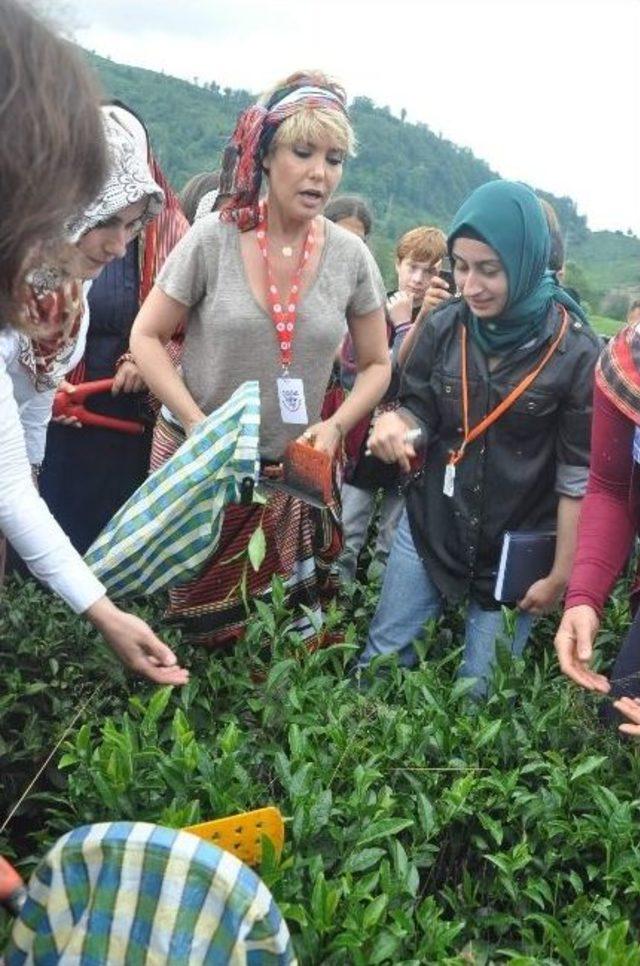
[0,0,107,327]
[628,299,640,318]
[539,198,565,274]
[324,195,373,237]
[179,171,221,225]
[105,98,149,138]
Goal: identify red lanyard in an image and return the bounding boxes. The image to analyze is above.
[256,200,315,372]
[449,305,570,467]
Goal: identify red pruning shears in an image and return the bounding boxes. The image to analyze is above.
[52,379,146,435]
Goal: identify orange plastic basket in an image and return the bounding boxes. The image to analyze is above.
[183,806,284,866]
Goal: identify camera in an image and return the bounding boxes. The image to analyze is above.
[439,255,456,295]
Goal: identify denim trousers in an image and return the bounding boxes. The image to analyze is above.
[358,509,534,696]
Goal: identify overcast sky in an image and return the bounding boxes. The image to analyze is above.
[62,0,640,235]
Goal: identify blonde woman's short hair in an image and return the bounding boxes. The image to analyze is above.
[262,70,356,157]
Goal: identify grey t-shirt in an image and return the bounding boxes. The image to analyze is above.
[156,215,385,459]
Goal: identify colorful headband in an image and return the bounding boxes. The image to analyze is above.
[219,82,348,231]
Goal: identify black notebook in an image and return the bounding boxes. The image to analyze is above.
[494,530,557,603]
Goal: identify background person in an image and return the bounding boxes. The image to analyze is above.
[554,321,640,727]
[0,2,187,685]
[130,71,390,647]
[359,180,600,696]
[179,170,223,225]
[335,225,447,583]
[39,103,190,554]
[627,299,640,327]
[324,194,372,241]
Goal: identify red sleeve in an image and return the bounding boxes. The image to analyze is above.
[565,382,639,614]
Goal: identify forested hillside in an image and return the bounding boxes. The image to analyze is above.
[87,51,640,314]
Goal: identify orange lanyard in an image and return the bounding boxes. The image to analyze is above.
[449,305,570,469]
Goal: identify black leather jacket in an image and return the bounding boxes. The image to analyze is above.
[399,298,601,608]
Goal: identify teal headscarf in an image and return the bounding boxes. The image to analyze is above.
[448,180,587,354]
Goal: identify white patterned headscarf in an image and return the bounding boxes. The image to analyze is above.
[66,110,164,242]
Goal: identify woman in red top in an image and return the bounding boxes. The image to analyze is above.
[555,320,640,733]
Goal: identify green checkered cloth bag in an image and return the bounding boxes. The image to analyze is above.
[84,381,260,597]
[4,821,296,965]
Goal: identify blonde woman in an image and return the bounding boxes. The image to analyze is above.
[131,70,391,647]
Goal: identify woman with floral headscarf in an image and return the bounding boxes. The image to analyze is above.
[359,180,601,697]
[131,70,390,648]
[7,109,164,475]
[0,108,188,686]
[38,102,190,554]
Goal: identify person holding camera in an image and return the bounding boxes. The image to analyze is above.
[357,180,600,696]
[335,226,447,582]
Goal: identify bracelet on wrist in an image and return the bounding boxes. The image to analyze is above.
[115,351,134,370]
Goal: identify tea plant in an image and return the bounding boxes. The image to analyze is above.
[2,574,640,963]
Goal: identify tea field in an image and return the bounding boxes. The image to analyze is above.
[2,575,640,964]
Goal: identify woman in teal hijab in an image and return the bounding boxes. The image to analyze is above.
[448,179,587,355]
[356,180,601,698]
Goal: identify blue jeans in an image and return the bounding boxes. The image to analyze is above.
[358,510,534,696]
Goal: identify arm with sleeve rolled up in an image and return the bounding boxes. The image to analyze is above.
[369,315,436,472]
[394,313,426,369]
[521,339,600,617]
[518,494,582,614]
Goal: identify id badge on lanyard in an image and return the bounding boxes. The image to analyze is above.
[277,376,308,424]
[443,462,456,497]
[257,200,314,428]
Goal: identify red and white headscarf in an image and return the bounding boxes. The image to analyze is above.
[597,322,640,426]
[219,80,349,232]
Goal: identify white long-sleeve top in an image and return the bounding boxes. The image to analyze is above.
[0,328,105,613]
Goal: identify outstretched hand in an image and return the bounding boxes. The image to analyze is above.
[554,604,609,693]
[86,597,189,685]
[613,697,640,736]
